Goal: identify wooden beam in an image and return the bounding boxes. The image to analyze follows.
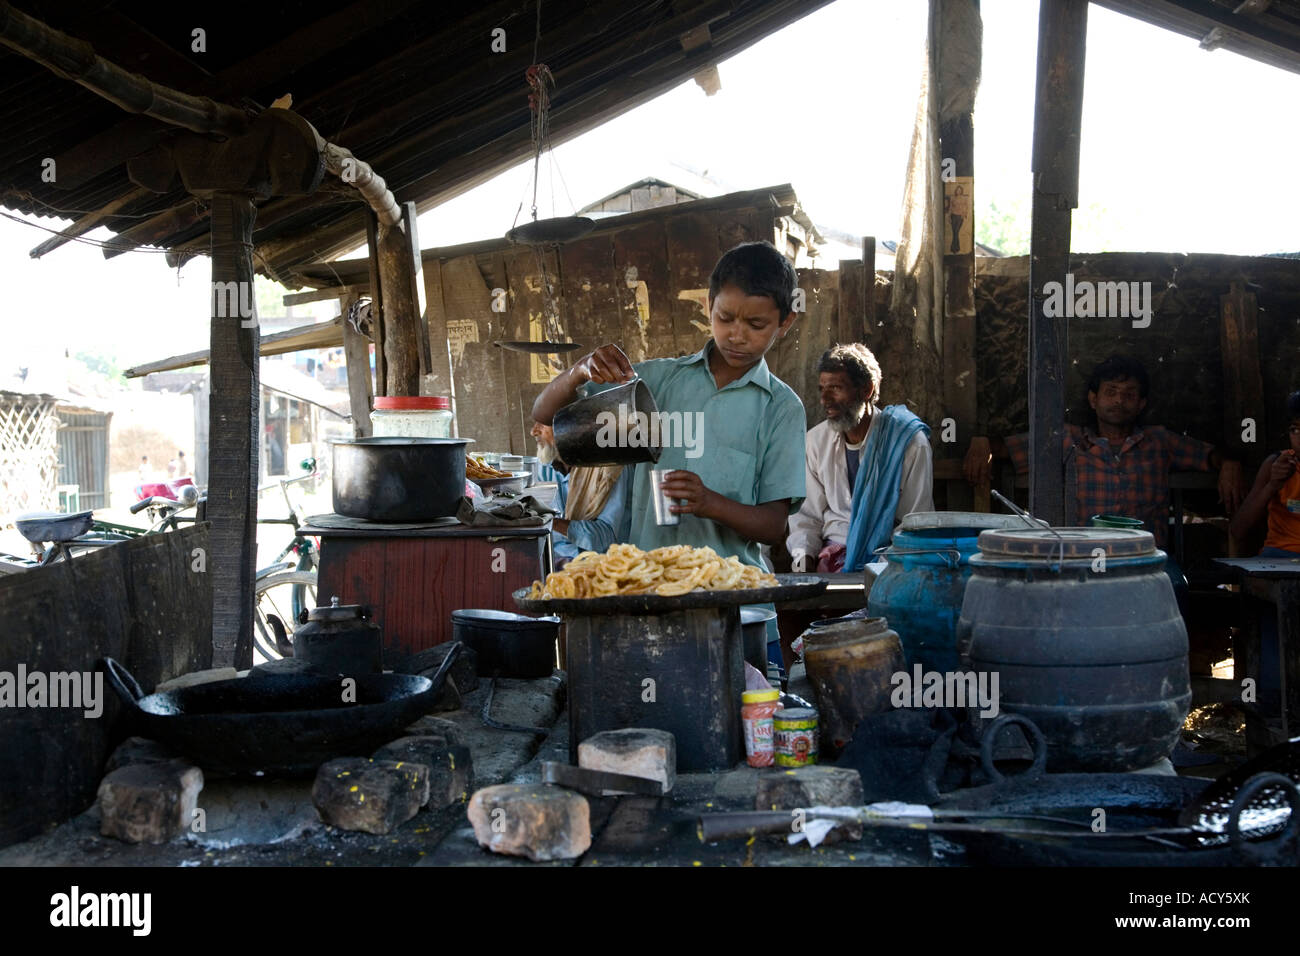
[0,2,248,136]
[1028,0,1088,526]
[123,316,346,377]
[28,185,152,257]
[282,284,367,307]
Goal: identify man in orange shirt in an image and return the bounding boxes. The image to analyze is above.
[1228,391,1300,557]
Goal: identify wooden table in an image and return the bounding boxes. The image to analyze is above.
[773,571,869,612]
[1213,557,1300,740]
[302,514,551,663]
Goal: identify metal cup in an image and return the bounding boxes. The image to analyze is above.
[651,468,682,526]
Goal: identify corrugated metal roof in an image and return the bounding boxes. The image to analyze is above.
[0,0,834,284]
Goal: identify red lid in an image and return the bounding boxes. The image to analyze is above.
[374,396,448,410]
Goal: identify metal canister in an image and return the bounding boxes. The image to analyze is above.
[774,707,819,767]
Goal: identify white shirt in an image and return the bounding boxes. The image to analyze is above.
[786,414,934,567]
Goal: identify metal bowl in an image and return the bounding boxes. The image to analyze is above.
[472,471,533,496]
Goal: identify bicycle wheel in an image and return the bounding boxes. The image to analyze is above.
[253,570,318,662]
[290,552,318,622]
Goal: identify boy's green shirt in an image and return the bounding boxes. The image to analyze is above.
[595,340,806,572]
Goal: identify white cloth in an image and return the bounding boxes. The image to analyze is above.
[786,415,934,567]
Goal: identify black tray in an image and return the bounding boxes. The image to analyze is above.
[512,573,827,615]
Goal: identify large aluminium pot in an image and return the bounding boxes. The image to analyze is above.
[331,436,470,521]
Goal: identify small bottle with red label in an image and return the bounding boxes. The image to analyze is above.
[741,689,780,767]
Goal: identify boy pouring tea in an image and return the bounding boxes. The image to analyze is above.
[531,241,807,638]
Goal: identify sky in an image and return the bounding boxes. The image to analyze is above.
[2,0,1298,377]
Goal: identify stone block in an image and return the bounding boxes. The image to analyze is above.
[431,676,462,713]
[578,728,675,794]
[400,643,479,693]
[755,765,864,842]
[372,737,473,809]
[312,757,428,834]
[104,736,179,774]
[98,758,204,844]
[403,715,462,748]
[467,784,590,861]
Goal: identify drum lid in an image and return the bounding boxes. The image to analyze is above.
[976,527,1156,559]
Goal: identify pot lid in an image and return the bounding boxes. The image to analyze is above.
[308,596,369,623]
[976,527,1156,559]
[899,511,1046,532]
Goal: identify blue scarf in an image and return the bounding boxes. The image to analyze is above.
[842,404,930,572]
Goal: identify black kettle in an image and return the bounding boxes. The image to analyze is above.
[294,596,384,675]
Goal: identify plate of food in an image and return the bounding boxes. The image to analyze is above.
[513,543,828,614]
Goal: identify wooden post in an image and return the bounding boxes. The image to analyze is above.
[836,259,863,345]
[1220,279,1264,462]
[340,291,374,437]
[208,191,260,668]
[366,213,387,397]
[377,201,425,396]
[1028,0,1088,526]
[940,117,977,452]
[862,236,876,344]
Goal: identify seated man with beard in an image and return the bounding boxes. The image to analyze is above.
[530,420,627,563]
[786,343,934,573]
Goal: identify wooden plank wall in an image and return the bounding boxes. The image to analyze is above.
[423,199,827,455]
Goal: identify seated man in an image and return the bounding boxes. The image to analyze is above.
[963,354,1246,554]
[530,420,625,562]
[787,343,934,573]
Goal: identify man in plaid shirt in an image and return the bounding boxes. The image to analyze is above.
[963,355,1245,549]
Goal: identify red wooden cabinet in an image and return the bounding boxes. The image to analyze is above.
[303,520,551,662]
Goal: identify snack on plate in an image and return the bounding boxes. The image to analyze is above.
[466,455,513,480]
[527,543,777,599]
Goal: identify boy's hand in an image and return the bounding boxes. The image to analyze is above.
[1268,450,1297,490]
[657,469,717,519]
[573,344,634,385]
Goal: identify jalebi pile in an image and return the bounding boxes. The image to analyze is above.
[527,543,777,599]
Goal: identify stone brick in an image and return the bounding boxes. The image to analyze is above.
[312,757,428,834]
[400,643,478,693]
[467,784,590,861]
[755,765,864,842]
[373,737,473,809]
[578,728,675,794]
[431,676,462,713]
[403,715,462,748]
[97,758,204,844]
[104,736,179,774]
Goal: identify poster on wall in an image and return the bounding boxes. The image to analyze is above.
[944,177,974,256]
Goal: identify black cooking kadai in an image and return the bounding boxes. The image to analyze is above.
[98,647,461,777]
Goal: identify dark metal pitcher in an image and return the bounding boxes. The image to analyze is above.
[552,378,662,466]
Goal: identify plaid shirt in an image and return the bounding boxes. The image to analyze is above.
[1005,425,1213,547]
